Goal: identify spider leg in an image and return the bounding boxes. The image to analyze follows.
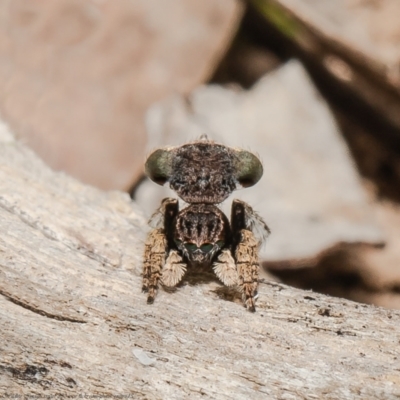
[231,199,269,312]
[142,228,167,303]
[235,229,259,312]
[142,198,179,304]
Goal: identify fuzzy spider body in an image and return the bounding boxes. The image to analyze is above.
[174,204,229,266]
[142,138,270,311]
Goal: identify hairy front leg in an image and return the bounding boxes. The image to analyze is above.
[142,228,167,304]
[231,199,269,312]
[235,229,260,312]
[143,197,180,304]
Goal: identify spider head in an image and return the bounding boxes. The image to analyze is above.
[145,138,263,204]
[174,204,230,266]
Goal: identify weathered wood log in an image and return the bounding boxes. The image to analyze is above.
[1,124,399,398]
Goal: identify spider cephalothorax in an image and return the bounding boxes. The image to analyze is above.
[142,136,270,311]
[174,204,230,266]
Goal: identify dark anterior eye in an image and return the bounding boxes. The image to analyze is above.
[216,240,225,248]
[184,243,198,252]
[200,243,214,253]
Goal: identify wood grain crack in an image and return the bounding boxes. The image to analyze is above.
[0,289,86,324]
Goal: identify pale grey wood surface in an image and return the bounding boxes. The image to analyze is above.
[0,124,399,399]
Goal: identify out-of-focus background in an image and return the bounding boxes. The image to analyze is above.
[2,0,400,309]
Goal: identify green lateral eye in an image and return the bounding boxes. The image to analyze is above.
[216,241,225,248]
[184,243,198,252]
[200,244,214,253]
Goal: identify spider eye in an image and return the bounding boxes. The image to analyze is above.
[174,239,182,246]
[234,150,263,187]
[216,240,225,248]
[145,149,173,185]
[184,243,198,252]
[200,243,214,253]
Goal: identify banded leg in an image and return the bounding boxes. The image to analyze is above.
[231,199,269,312]
[142,228,167,304]
[235,229,259,312]
[143,197,180,304]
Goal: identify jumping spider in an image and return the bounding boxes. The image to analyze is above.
[142,136,270,312]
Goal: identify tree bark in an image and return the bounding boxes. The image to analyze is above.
[0,127,399,399]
